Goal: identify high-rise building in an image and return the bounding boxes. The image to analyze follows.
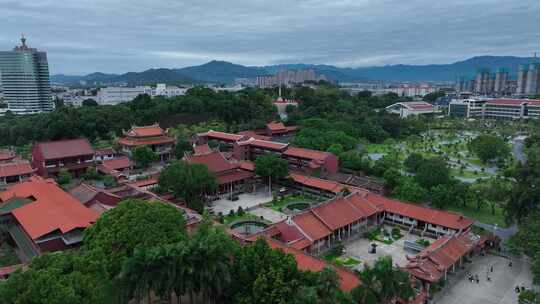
[474,68,494,95]
[494,68,509,94]
[0,35,53,114]
[517,63,540,96]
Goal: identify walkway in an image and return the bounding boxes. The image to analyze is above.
[435,255,533,304]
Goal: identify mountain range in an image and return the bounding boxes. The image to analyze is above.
[51,56,540,85]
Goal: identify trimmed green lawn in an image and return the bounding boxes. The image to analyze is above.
[445,204,507,228]
[222,213,269,225]
[450,168,492,179]
[264,195,317,212]
[322,252,361,268]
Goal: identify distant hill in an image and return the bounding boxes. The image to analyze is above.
[52,55,540,85]
[174,60,268,83]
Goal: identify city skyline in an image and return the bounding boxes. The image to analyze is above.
[2,0,540,74]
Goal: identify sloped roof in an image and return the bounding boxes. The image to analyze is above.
[292,211,332,241]
[184,151,237,173]
[237,138,289,151]
[1,177,98,240]
[289,173,344,194]
[284,147,332,161]
[237,130,272,141]
[124,124,164,137]
[216,170,253,184]
[364,193,474,231]
[34,139,95,160]
[311,197,366,230]
[0,149,15,162]
[193,144,212,155]
[267,121,286,131]
[198,130,243,142]
[101,156,133,171]
[0,160,34,178]
[266,238,361,291]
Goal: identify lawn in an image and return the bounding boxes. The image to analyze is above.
[450,168,492,179]
[222,212,269,225]
[264,194,317,212]
[322,252,361,268]
[445,203,507,227]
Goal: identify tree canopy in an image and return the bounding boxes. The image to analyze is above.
[468,134,510,164]
[158,161,218,212]
[132,146,158,168]
[83,199,187,277]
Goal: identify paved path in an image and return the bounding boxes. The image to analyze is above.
[209,191,272,215]
[435,255,532,304]
[249,207,286,223]
[512,136,527,164]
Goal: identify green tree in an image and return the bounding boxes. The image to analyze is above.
[57,169,72,186]
[158,161,218,212]
[430,184,454,209]
[132,146,158,168]
[174,138,192,159]
[352,256,414,304]
[0,251,109,304]
[82,99,98,107]
[414,157,450,189]
[327,143,344,157]
[469,134,510,164]
[83,199,187,278]
[383,168,402,190]
[230,239,302,303]
[393,178,428,203]
[255,155,289,194]
[403,153,424,173]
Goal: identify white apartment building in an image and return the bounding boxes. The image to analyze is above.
[153,84,187,97]
[96,86,152,105]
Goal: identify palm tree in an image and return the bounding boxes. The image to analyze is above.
[118,248,153,304]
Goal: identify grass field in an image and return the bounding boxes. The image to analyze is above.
[445,203,507,227]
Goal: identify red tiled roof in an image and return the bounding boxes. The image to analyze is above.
[364,193,474,231]
[124,124,164,137]
[289,173,344,194]
[311,197,366,230]
[0,264,26,277]
[485,99,525,106]
[101,156,133,171]
[238,160,255,171]
[193,144,212,155]
[216,170,254,185]
[1,177,98,240]
[95,148,115,156]
[237,138,289,151]
[237,130,272,141]
[405,233,479,283]
[284,147,331,161]
[404,102,435,110]
[0,150,15,162]
[34,139,95,160]
[267,121,286,131]
[128,177,158,188]
[293,211,332,241]
[274,221,307,243]
[0,160,34,178]
[185,151,237,173]
[118,136,175,147]
[199,130,243,142]
[266,238,360,291]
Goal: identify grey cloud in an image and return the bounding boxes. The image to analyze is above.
[1,0,539,74]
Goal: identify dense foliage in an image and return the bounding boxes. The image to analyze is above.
[0,87,276,147]
[0,199,388,304]
[158,160,218,213]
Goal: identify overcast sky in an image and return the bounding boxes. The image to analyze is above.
[2,0,540,75]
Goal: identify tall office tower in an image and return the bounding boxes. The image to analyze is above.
[494,68,509,94]
[0,35,53,114]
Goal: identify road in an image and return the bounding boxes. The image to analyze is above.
[512,136,527,164]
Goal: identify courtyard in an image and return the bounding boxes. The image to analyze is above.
[435,255,534,304]
[208,187,273,215]
[343,225,424,270]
